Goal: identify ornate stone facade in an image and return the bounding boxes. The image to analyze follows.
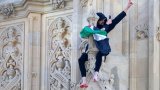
[0,0,159,90]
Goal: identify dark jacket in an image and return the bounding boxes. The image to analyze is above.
[94,11,126,55]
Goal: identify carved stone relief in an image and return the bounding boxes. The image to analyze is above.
[52,0,65,10]
[135,24,149,40]
[80,0,94,8]
[48,17,71,90]
[156,27,160,41]
[80,0,88,7]
[0,25,24,90]
[0,3,15,17]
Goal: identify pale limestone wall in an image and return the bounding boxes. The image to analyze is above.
[0,0,159,90]
[76,0,129,90]
[149,0,160,90]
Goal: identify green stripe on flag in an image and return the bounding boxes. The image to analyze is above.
[80,26,107,38]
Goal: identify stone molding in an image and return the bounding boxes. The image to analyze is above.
[0,0,72,22]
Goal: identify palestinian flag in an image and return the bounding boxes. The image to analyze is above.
[80,26,107,40]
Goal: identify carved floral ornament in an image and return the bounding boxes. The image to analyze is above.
[52,0,65,10]
[0,3,14,17]
[156,27,160,41]
[135,24,149,40]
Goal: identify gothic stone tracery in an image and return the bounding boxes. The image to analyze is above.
[48,17,71,90]
[0,25,24,90]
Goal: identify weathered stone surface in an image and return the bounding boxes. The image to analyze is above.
[0,0,159,90]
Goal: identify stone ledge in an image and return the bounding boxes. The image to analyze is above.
[0,0,73,22]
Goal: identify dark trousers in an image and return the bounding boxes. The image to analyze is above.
[95,51,106,71]
[78,53,88,77]
[78,51,109,77]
